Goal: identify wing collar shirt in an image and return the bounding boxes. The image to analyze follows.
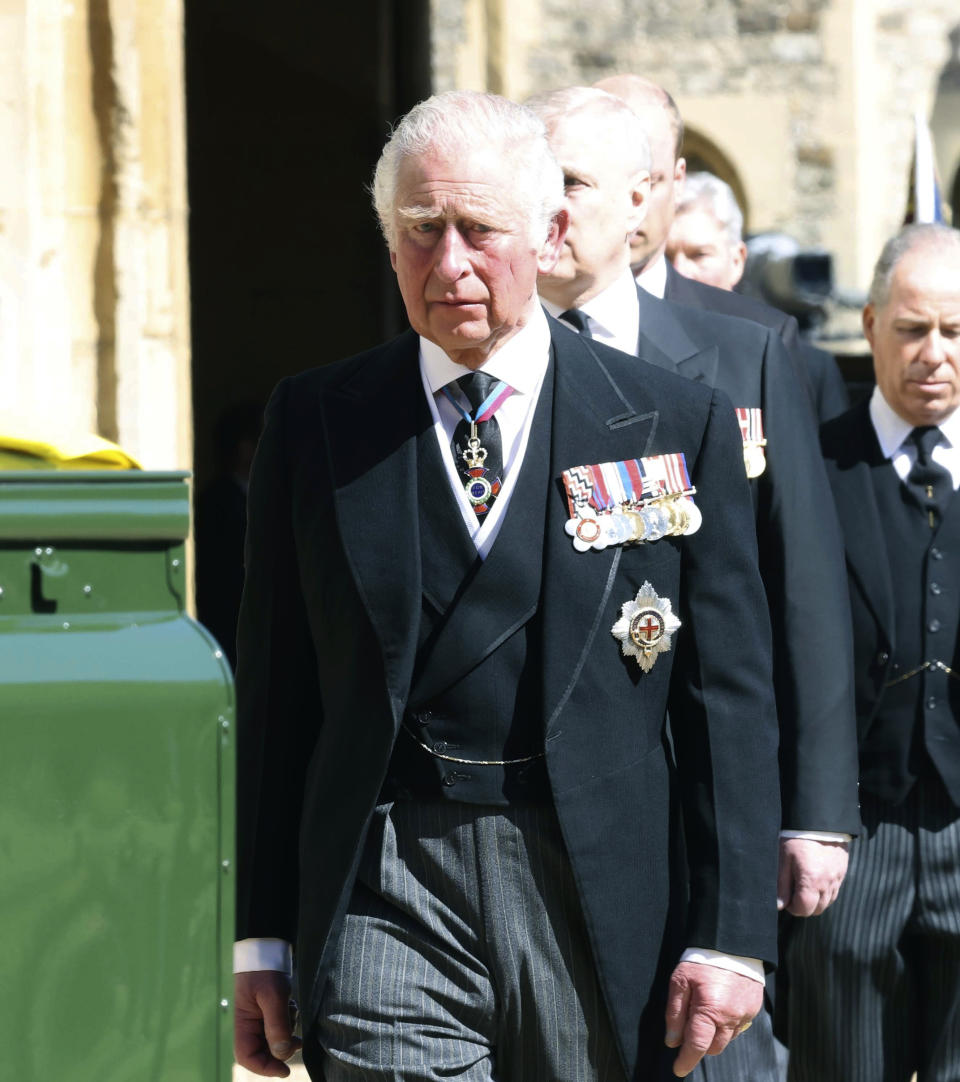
[235,298,763,985]
[870,385,960,489]
[541,268,640,358]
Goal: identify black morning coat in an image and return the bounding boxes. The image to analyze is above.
[635,284,862,838]
[235,316,782,1078]
[663,260,851,424]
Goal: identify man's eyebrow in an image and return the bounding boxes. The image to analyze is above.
[395,204,442,222]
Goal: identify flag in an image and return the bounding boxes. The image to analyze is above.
[904,109,946,224]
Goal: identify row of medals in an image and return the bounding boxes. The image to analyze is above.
[566,492,702,553]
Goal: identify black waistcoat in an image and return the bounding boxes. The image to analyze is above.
[381,363,555,806]
[864,467,960,803]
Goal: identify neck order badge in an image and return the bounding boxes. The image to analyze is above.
[444,372,514,517]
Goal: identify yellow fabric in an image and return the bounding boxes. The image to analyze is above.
[0,415,141,470]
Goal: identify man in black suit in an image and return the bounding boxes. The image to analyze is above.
[666,171,849,423]
[593,73,848,425]
[531,85,859,1081]
[232,90,782,1082]
[787,224,960,1081]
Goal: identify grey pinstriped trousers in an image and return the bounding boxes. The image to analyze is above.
[786,773,960,1082]
[315,801,628,1082]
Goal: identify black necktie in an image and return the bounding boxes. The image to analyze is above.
[907,426,952,526]
[450,371,504,518]
[560,308,592,337]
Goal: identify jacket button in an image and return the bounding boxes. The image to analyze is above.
[417,710,432,726]
[442,773,458,787]
[931,547,943,560]
[877,651,890,665]
[930,582,942,595]
[433,741,447,754]
[927,696,938,710]
[929,619,941,633]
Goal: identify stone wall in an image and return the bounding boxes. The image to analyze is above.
[0,0,191,469]
[430,0,960,291]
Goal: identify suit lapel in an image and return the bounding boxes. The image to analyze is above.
[635,284,720,386]
[322,331,425,718]
[541,322,659,732]
[825,403,895,645]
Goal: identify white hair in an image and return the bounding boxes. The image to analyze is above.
[868,223,960,307]
[525,85,653,176]
[677,172,744,248]
[371,90,564,249]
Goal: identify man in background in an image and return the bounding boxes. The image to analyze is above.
[533,84,859,1082]
[789,223,960,1081]
[594,73,846,422]
[667,171,848,422]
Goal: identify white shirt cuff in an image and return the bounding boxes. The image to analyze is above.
[779,830,852,843]
[234,938,292,975]
[680,948,765,983]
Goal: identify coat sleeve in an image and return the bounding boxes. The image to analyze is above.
[235,378,323,943]
[756,330,861,834]
[670,386,781,964]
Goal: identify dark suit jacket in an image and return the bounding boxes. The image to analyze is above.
[662,261,850,424]
[821,400,919,740]
[636,284,861,835]
[235,318,781,1076]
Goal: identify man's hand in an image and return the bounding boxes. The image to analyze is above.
[776,837,849,916]
[234,970,302,1078]
[664,962,763,1077]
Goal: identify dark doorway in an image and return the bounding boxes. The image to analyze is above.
[185,0,431,490]
[185,1,430,657]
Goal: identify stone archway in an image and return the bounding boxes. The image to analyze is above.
[682,127,751,233]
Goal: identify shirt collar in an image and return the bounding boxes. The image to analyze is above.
[635,254,668,299]
[540,267,639,346]
[869,384,960,457]
[419,304,551,396]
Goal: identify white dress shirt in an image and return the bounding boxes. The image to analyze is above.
[635,253,669,299]
[869,385,960,489]
[541,269,640,357]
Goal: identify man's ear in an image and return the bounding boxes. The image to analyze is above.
[862,303,876,350]
[626,171,651,233]
[389,250,398,272]
[537,208,569,274]
[673,157,687,204]
[729,241,747,288]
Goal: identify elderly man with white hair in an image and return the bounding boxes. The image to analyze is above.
[666,172,747,293]
[666,171,849,422]
[231,89,783,1082]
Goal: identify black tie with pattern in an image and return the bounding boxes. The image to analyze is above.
[450,371,504,518]
[907,425,952,527]
[560,308,592,337]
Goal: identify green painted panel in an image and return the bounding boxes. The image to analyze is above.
[0,472,190,542]
[0,470,234,1082]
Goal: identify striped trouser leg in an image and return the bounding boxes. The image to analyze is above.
[785,779,960,1082]
[912,775,960,1082]
[687,995,781,1082]
[314,801,627,1082]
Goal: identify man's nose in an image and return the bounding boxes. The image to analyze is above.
[919,328,949,365]
[433,225,470,282]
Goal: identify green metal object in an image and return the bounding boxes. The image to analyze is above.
[0,469,234,1082]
